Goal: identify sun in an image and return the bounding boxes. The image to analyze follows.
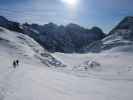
[61,0,78,7]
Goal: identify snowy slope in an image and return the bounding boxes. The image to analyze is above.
[0,27,65,67]
[4,63,133,100]
[0,27,133,100]
[52,51,133,80]
[0,27,44,59]
[0,27,65,99]
[51,53,90,67]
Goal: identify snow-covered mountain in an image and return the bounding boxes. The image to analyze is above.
[0,17,133,100]
[0,26,133,100]
[21,23,105,53]
[0,16,105,53]
[102,16,133,52]
[85,16,133,53]
[51,16,133,79]
[1,16,133,54]
[0,27,65,68]
[50,18,133,99]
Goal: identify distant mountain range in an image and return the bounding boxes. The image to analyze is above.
[0,16,105,53]
[0,16,133,53]
[22,23,105,53]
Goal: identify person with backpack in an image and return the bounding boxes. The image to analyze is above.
[16,59,19,66]
[13,60,17,68]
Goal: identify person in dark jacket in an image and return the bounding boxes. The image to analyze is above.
[16,60,19,66]
[13,60,16,68]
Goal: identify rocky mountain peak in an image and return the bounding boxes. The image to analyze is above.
[110,16,133,34]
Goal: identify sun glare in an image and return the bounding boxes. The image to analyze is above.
[61,0,78,7]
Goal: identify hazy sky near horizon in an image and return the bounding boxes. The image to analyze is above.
[0,0,133,33]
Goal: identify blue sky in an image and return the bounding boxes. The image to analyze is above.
[0,0,133,33]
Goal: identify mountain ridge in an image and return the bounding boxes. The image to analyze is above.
[87,16,133,53]
[1,16,133,53]
[0,16,105,53]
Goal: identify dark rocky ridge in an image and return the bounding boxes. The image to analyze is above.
[0,16,22,33]
[0,16,106,53]
[87,16,133,53]
[109,16,133,41]
[22,23,105,53]
[1,16,133,53]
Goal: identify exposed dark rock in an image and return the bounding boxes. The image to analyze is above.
[0,16,106,53]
